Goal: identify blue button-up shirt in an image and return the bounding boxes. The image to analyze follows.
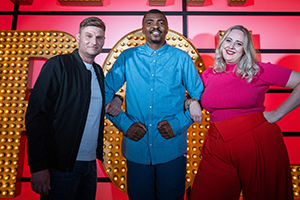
[105,43,204,165]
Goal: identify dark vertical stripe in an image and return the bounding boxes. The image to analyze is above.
[11,4,19,30]
[182,0,188,37]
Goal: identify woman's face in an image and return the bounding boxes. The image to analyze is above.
[221,29,245,65]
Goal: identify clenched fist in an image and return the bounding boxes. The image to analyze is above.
[126,122,147,141]
[157,120,174,139]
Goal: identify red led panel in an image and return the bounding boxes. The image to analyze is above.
[0,0,15,11]
[284,137,300,164]
[265,93,300,132]
[0,16,13,30]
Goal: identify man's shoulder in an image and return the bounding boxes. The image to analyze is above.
[116,46,143,60]
[167,44,190,56]
[123,45,142,53]
[59,50,78,61]
[44,51,80,73]
[47,51,74,63]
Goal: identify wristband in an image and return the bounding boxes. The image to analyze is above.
[113,94,124,102]
[185,98,198,110]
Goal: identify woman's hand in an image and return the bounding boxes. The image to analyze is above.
[263,110,282,123]
[189,100,203,123]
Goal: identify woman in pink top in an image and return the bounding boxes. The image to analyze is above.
[188,25,300,200]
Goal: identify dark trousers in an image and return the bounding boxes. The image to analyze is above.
[189,113,293,200]
[127,156,187,200]
[41,160,97,200]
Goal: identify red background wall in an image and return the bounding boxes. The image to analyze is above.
[1,0,299,199]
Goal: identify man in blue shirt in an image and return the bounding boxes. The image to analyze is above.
[105,9,204,200]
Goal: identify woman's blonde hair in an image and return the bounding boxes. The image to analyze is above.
[214,25,259,82]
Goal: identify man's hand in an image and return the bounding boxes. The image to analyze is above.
[31,169,51,196]
[157,120,174,139]
[126,122,147,141]
[105,96,123,116]
[189,100,203,123]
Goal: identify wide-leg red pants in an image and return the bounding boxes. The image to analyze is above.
[189,112,294,200]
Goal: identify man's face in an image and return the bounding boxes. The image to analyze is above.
[76,26,105,62]
[142,13,168,48]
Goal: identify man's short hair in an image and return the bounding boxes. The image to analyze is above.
[79,17,106,33]
[142,9,167,23]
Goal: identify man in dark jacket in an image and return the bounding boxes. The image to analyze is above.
[25,17,121,200]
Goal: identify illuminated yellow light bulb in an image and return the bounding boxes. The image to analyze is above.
[113,176,118,181]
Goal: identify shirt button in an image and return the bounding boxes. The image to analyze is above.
[152,74,154,76]
[150,144,152,146]
[150,106,152,108]
[153,60,155,62]
[151,89,153,91]
[150,124,152,126]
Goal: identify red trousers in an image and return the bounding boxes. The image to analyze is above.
[189,112,294,200]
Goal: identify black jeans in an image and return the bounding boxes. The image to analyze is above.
[41,160,97,200]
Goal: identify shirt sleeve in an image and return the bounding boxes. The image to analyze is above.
[258,62,292,87]
[167,53,204,135]
[104,51,135,134]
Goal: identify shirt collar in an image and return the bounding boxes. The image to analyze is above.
[143,42,168,56]
[226,63,236,71]
[83,61,94,71]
